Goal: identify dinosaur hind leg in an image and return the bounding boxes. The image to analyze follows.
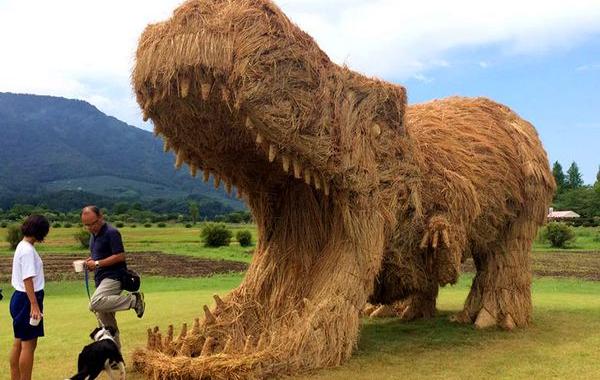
[452,217,535,330]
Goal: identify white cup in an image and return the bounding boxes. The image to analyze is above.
[73,260,86,273]
[29,315,42,326]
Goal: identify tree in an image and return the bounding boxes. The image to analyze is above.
[552,161,566,193]
[188,201,199,224]
[566,161,584,190]
[595,165,600,188]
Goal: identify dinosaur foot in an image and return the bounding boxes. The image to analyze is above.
[364,292,436,321]
[451,285,528,331]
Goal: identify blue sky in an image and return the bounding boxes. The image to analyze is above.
[0,0,599,183]
[402,39,600,184]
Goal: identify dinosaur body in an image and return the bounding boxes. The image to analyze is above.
[130,1,554,378]
[369,97,555,326]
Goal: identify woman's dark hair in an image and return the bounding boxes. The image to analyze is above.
[21,215,50,242]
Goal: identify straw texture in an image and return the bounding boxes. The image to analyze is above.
[131,0,554,378]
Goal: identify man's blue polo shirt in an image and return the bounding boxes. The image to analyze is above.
[90,223,127,286]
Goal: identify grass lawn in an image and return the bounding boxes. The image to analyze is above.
[0,275,599,379]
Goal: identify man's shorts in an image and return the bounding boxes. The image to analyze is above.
[10,290,44,341]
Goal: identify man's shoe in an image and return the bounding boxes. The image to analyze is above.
[133,292,145,318]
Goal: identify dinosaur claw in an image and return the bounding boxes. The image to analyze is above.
[204,305,216,325]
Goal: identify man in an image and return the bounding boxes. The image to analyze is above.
[81,205,144,348]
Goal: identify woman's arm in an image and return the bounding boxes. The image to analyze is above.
[23,277,42,320]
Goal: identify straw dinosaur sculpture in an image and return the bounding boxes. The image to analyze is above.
[131,0,555,378]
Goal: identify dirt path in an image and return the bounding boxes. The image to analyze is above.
[1,250,598,283]
[462,250,600,281]
[0,252,248,282]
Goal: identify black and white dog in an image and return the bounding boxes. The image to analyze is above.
[67,326,126,380]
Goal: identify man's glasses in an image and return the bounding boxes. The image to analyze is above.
[83,219,100,227]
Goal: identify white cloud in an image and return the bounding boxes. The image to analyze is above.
[576,64,600,71]
[1,0,600,128]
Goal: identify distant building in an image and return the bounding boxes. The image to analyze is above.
[547,208,580,219]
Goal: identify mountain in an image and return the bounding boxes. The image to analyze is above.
[0,92,243,213]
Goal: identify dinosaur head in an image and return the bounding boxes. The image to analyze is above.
[133,0,410,258]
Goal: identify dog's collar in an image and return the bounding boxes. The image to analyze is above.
[93,328,116,342]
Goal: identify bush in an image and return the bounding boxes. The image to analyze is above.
[543,222,576,248]
[130,224,137,228]
[6,224,23,249]
[63,222,72,228]
[115,222,125,228]
[236,230,253,247]
[144,223,152,228]
[1,221,8,228]
[185,223,193,228]
[74,229,91,248]
[157,223,166,228]
[201,223,232,247]
[52,222,62,228]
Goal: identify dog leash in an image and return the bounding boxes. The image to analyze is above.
[83,267,105,328]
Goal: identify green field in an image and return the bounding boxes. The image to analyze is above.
[0,225,599,379]
[0,224,257,262]
[0,276,599,379]
[1,224,598,259]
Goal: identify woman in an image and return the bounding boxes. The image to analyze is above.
[9,215,49,380]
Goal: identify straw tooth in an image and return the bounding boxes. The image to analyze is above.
[166,325,174,343]
[282,155,290,172]
[269,145,277,162]
[146,328,154,349]
[221,86,230,102]
[142,112,149,122]
[201,81,212,100]
[213,294,225,311]
[432,231,439,249]
[189,164,198,177]
[203,170,210,183]
[256,133,264,145]
[323,181,330,196]
[245,117,254,129]
[314,175,321,190]
[201,336,215,356]
[163,140,172,153]
[243,335,253,353]
[153,127,161,137]
[204,305,216,325]
[304,168,311,185]
[155,332,163,350]
[236,189,245,199]
[175,150,185,169]
[419,231,430,249]
[222,336,234,353]
[192,318,200,334]
[214,175,221,189]
[178,323,188,340]
[225,181,232,195]
[293,159,302,179]
[180,77,190,98]
[371,123,381,137]
[179,340,192,356]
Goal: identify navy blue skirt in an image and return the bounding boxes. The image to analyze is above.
[10,290,44,341]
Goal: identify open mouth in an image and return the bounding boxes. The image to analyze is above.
[139,65,330,200]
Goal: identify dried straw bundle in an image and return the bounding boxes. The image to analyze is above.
[131,0,554,378]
